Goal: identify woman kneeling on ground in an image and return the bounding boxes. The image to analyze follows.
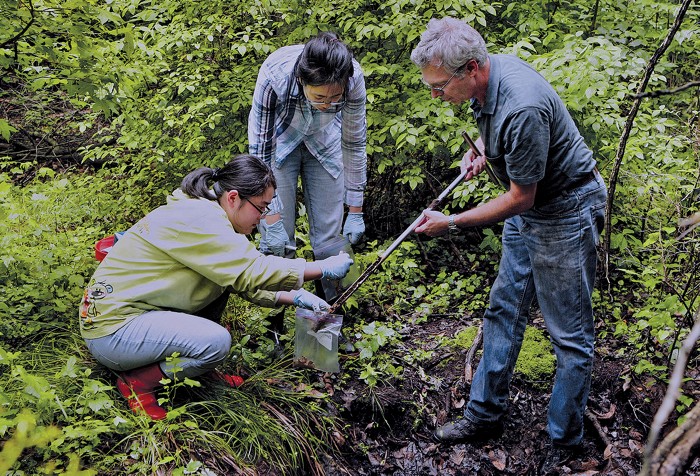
[79,154,353,420]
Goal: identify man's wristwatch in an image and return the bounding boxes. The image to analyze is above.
[448,215,459,233]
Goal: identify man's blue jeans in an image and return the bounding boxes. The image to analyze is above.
[465,173,607,446]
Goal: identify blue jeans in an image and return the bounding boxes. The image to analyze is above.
[85,293,232,379]
[260,143,344,256]
[465,173,607,446]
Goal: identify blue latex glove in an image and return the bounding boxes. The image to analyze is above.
[319,252,354,280]
[261,219,288,257]
[343,212,365,245]
[293,289,330,312]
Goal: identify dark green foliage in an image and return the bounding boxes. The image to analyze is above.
[0,173,113,346]
[1,0,699,473]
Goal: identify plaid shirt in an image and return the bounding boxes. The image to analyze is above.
[248,45,367,213]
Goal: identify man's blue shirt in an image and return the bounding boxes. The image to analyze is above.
[471,54,595,204]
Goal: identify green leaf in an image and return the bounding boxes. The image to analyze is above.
[0,119,17,141]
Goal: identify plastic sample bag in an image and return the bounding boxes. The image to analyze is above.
[294,308,343,373]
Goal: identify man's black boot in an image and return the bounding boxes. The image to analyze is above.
[433,417,503,443]
[538,444,578,475]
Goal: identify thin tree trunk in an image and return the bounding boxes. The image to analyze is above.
[589,0,600,35]
[639,305,700,475]
[603,0,695,292]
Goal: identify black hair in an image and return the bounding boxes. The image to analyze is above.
[295,32,354,88]
[181,154,276,201]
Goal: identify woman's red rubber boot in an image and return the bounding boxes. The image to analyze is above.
[211,370,244,388]
[116,364,168,420]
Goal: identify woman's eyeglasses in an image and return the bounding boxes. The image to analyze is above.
[243,198,271,217]
[301,83,346,111]
[305,97,346,108]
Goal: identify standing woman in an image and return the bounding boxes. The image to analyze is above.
[79,154,353,420]
[248,32,367,259]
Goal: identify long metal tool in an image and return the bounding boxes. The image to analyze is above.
[328,131,482,313]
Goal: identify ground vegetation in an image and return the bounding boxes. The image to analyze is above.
[1,0,699,474]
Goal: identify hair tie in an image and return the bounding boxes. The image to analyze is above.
[211,168,220,181]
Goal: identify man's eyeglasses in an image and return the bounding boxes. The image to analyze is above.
[243,197,271,217]
[424,65,464,94]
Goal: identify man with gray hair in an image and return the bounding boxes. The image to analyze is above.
[411,17,607,474]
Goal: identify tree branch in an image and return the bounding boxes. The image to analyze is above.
[0,0,35,50]
[632,80,700,99]
[462,323,483,384]
[650,402,700,476]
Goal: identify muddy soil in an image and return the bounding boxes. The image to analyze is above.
[325,314,700,476]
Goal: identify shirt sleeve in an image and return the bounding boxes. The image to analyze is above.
[248,74,278,169]
[341,64,368,208]
[242,289,279,308]
[160,222,305,295]
[248,64,284,216]
[503,107,550,185]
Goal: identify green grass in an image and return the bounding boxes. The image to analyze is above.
[1,331,342,475]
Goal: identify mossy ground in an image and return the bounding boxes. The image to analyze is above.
[450,325,556,386]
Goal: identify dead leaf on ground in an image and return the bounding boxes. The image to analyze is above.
[628,439,643,453]
[603,444,614,460]
[420,442,438,453]
[436,409,447,425]
[450,449,466,465]
[488,448,507,471]
[367,452,382,466]
[323,375,335,396]
[392,442,417,462]
[332,430,346,446]
[591,403,616,420]
[580,458,600,471]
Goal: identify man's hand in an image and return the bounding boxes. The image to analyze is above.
[462,152,488,181]
[414,210,449,237]
[461,136,486,181]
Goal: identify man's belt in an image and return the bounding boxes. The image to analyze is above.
[564,167,599,193]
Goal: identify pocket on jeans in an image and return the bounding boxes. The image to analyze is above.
[530,193,578,218]
[590,202,606,244]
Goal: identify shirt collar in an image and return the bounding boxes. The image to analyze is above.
[470,54,499,115]
[290,76,303,100]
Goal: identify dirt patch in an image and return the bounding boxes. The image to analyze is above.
[0,77,111,184]
[329,314,700,475]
